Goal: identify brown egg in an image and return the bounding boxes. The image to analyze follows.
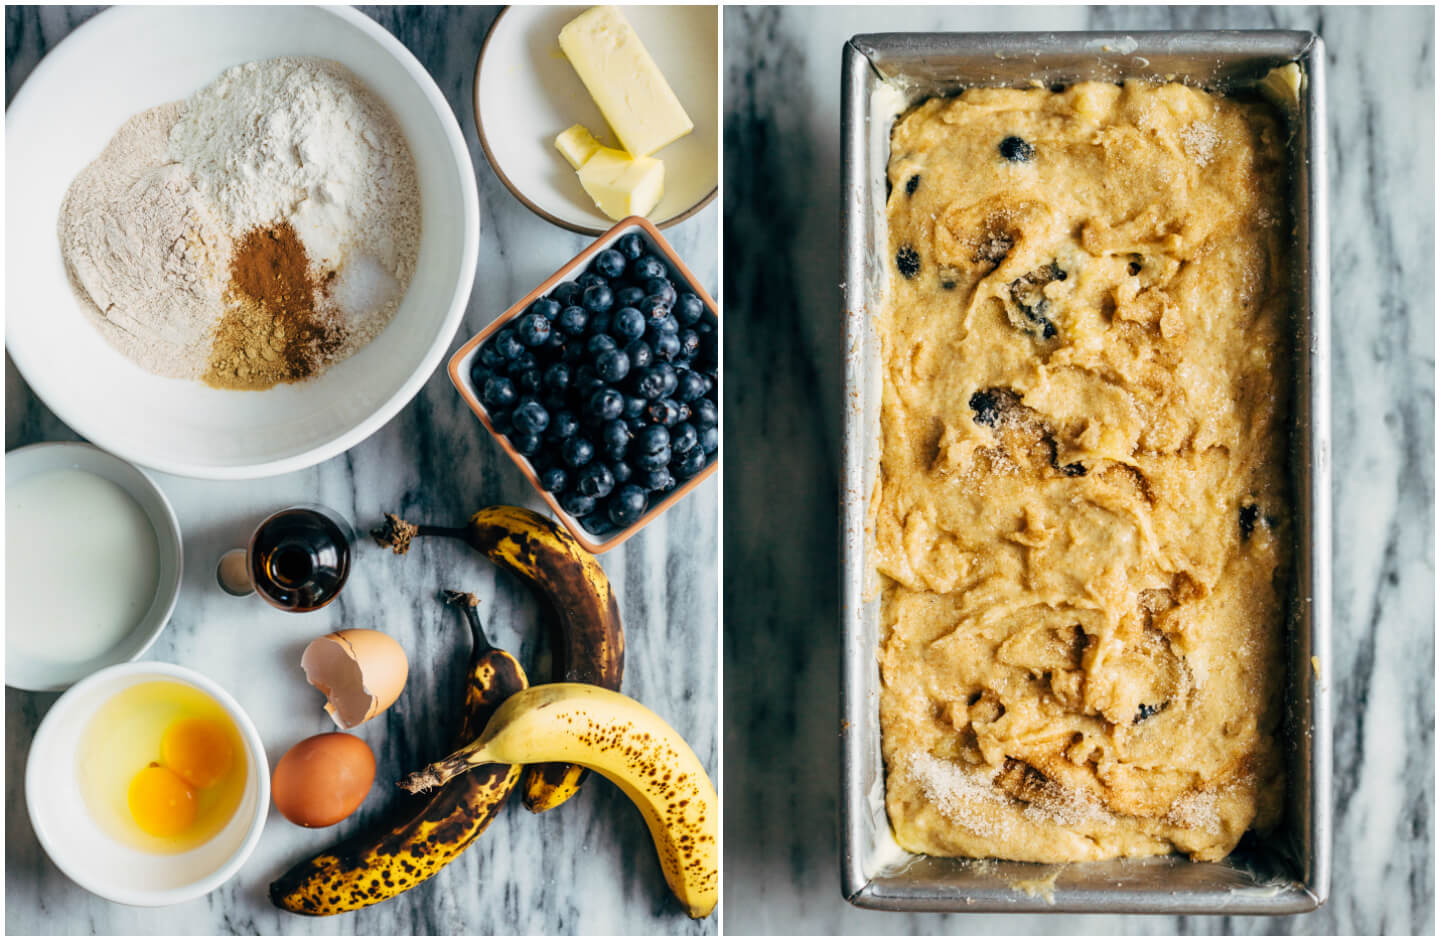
[271,732,375,828]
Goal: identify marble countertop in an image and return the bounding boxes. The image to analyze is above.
[6,5,716,935]
[723,4,1433,935]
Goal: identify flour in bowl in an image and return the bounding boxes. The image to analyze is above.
[58,57,421,389]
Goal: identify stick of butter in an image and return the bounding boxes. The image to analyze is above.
[578,146,664,220]
[558,6,693,158]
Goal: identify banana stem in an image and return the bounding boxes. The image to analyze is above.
[398,746,488,794]
[371,513,470,555]
[442,590,494,653]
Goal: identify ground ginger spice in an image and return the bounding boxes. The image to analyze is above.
[204,221,344,390]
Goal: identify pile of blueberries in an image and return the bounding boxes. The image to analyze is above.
[469,231,718,536]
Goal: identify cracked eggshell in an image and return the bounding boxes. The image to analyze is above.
[301,629,408,729]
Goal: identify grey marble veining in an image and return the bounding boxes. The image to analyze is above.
[6,5,717,935]
[723,4,1433,935]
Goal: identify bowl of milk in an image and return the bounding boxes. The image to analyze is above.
[6,443,182,691]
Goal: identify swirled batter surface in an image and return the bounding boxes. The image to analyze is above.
[876,81,1291,863]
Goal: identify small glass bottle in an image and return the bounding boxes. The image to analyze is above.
[217,504,352,612]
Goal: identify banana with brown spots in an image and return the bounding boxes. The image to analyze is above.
[399,683,719,919]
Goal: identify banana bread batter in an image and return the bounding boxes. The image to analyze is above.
[876,81,1291,863]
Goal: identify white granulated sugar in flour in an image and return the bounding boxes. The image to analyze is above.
[170,57,421,344]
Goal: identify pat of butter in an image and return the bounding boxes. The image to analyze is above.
[578,146,664,220]
[558,6,693,157]
[556,124,604,170]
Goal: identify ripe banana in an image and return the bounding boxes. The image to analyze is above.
[373,506,624,813]
[269,592,527,915]
[399,683,719,919]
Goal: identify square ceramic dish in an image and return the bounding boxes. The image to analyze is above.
[840,31,1331,914]
[449,216,719,553]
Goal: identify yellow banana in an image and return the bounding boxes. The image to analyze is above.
[398,683,718,919]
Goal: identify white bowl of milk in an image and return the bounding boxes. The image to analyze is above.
[6,442,182,691]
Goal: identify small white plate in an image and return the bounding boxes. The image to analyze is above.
[26,662,269,906]
[5,443,183,692]
[475,5,718,234]
[5,6,479,479]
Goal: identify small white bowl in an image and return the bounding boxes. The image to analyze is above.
[5,6,480,478]
[5,443,183,692]
[25,661,270,907]
[475,4,718,234]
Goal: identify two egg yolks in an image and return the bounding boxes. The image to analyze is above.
[126,718,233,837]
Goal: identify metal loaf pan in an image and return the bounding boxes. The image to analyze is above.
[840,31,1331,914]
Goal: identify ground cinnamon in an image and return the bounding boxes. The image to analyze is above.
[204,221,344,389]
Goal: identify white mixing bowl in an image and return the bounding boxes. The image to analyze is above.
[25,662,270,906]
[5,6,479,478]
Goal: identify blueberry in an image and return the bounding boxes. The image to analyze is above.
[513,398,550,434]
[581,283,614,313]
[586,334,618,360]
[654,314,679,335]
[636,446,671,472]
[559,491,596,517]
[495,329,525,360]
[602,418,632,453]
[558,305,589,337]
[489,408,513,435]
[698,424,718,454]
[587,309,613,337]
[670,421,698,454]
[969,391,1001,427]
[482,376,517,410]
[510,430,542,456]
[623,395,648,420]
[469,360,491,386]
[677,330,701,361]
[653,332,681,361]
[542,330,566,355]
[539,466,568,492]
[612,307,647,341]
[675,293,705,326]
[643,468,676,493]
[694,398,717,428]
[597,349,631,383]
[608,484,648,526]
[543,362,571,393]
[552,281,583,306]
[577,463,616,499]
[561,342,586,365]
[515,368,542,394]
[587,387,625,421]
[896,246,920,279]
[675,446,708,478]
[905,173,921,196]
[633,255,667,282]
[592,249,626,279]
[655,363,678,397]
[999,135,1035,162]
[633,366,667,400]
[647,398,681,426]
[610,460,633,484]
[640,293,671,320]
[530,298,562,322]
[617,233,646,261]
[563,437,595,468]
[576,271,607,291]
[479,343,506,369]
[615,285,646,309]
[580,512,613,535]
[548,410,579,440]
[644,278,677,306]
[638,424,670,455]
[625,339,653,370]
[505,351,538,375]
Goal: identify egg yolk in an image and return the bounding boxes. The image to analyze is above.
[128,763,197,837]
[161,717,233,789]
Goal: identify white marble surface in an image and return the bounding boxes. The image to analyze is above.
[722,4,1433,935]
[6,5,717,935]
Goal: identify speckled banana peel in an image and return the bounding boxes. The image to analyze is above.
[373,506,626,813]
[399,683,719,919]
[269,593,529,916]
